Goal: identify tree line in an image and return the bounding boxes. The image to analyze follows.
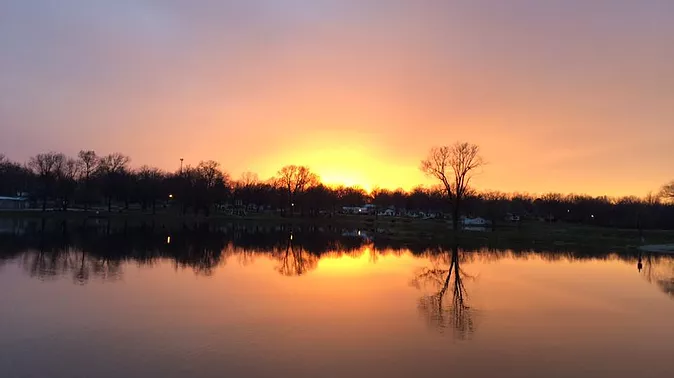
[1,144,673,229]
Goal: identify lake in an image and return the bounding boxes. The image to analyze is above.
[1,219,673,378]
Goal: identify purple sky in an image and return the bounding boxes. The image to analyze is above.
[1,0,673,195]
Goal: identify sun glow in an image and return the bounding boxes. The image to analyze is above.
[269,143,426,192]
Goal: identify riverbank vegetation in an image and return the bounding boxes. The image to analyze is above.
[1,147,673,231]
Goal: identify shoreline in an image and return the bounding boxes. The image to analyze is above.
[2,210,674,253]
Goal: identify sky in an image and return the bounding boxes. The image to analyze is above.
[1,0,673,196]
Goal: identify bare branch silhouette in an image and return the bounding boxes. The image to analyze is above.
[420,142,484,230]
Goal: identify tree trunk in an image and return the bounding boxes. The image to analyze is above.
[107,197,112,212]
[452,199,460,231]
[83,179,89,211]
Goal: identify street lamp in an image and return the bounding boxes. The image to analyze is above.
[169,194,173,199]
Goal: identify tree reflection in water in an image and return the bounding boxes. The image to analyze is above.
[2,219,674,305]
[0,221,366,282]
[638,252,674,298]
[274,232,318,276]
[412,244,475,339]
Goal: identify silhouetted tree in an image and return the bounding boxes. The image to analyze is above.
[97,153,131,212]
[275,165,319,215]
[77,150,99,210]
[136,166,165,214]
[335,185,369,208]
[480,191,509,229]
[195,160,230,215]
[662,181,674,203]
[54,157,80,210]
[0,155,32,197]
[304,184,335,215]
[27,152,65,211]
[238,171,259,187]
[420,142,484,230]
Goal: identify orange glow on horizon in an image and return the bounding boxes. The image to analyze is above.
[1,2,671,198]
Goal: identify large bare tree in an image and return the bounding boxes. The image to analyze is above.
[275,165,319,215]
[420,142,484,230]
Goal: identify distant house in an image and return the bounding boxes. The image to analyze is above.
[378,208,396,217]
[0,196,29,210]
[462,217,488,226]
[342,205,376,215]
[342,206,363,214]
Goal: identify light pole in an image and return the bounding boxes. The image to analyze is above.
[180,158,184,174]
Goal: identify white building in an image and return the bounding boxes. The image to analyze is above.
[0,196,29,210]
[462,217,488,226]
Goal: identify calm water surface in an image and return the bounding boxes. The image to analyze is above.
[1,220,673,377]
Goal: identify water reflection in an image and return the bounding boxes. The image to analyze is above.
[639,252,674,298]
[412,244,475,339]
[1,219,673,302]
[274,233,318,276]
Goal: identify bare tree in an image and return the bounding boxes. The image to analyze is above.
[0,154,32,197]
[137,165,165,214]
[27,152,65,211]
[237,171,259,188]
[77,150,98,210]
[97,153,131,212]
[98,153,130,174]
[193,160,230,215]
[54,157,80,210]
[661,181,674,203]
[275,165,319,215]
[481,190,509,230]
[196,160,228,189]
[421,142,484,230]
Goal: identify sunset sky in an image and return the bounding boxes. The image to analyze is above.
[1,1,672,196]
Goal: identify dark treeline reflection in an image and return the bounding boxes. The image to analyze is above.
[1,219,672,296]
